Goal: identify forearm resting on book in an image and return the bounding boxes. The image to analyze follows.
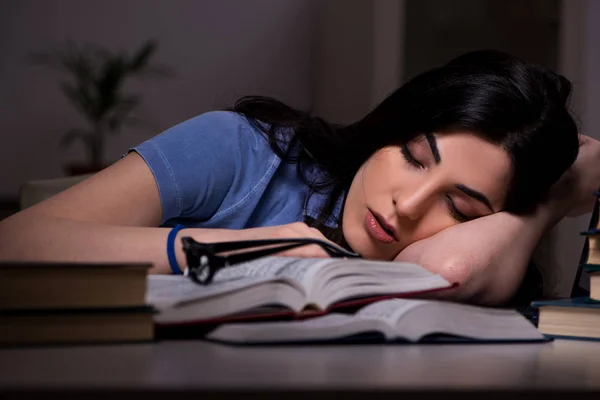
[394,194,570,305]
[0,211,339,273]
[0,211,253,274]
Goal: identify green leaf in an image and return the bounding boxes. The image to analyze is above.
[59,42,96,84]
[129,40,157,71]
[94,57,127,121]
[60,81,95,120]
[106,95,140,133]
[28,39,173,139]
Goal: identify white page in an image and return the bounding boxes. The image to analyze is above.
[146,275,272,309]
[147,257,329,309]
[395,301,545,341]
[207,313,393,343]
[213,256,330,286]
[356,299,544,342]
[355,298,427,325]
[307,260,451,307]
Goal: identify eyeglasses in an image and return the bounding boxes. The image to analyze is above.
[181,236,361,285]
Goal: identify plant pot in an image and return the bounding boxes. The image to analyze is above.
[65,163,107,176]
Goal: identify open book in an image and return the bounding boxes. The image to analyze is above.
[148,257,454,326]
[207,298,547,344]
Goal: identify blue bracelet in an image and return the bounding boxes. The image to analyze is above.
[167,224,185,275]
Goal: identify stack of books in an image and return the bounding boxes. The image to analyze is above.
[533,197,600,341]
[0,262,153,346]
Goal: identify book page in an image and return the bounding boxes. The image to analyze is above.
[213,256,332,288]
[147,257,328,309]
[394,301,545,342]
[207,313,393,343]
[355,299,545,342]
[147,275,271,309]
[308,259,451,308]
[355,298,427,325]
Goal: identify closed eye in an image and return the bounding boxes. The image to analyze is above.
[445,195,476,223]
[401,139,484,223]
[400,144,424,169]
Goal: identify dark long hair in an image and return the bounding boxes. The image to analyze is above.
[233,50,578,230]
[231,50,580,304]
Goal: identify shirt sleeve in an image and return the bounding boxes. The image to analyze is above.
[129,111,269,224]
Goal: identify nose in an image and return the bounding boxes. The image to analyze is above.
[393,186,434,221]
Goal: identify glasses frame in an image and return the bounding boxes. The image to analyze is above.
[181,236,361,285]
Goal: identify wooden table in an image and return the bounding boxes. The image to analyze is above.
[1,339,600,398]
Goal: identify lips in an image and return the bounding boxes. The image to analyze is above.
[365,209,398,244]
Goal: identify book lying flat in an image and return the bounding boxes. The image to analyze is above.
[206,298,547,344]
[148,257,455,326]
[581,229,600,265]
[532,297,600,341]
[0,262,151,310]
[582,265,600,301]
[0,307,154,346]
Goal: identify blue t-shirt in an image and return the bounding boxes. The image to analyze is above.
[130,111,343,229]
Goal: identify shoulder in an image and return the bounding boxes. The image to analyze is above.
[186,110,252,130]
[139,110,273,160]
[163,110,262,143]
[129,110,280,222]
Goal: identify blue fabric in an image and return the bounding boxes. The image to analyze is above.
[129,111,343,229]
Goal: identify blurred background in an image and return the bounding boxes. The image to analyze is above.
[0,0,598,296]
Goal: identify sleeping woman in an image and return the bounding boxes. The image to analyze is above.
[2,49,599,306]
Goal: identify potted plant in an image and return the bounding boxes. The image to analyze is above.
[28,40,173,175]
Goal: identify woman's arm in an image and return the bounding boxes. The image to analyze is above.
[394,202,562,305]
[0,153,214,273]
[396,134,600,305]
[0,153,333,273]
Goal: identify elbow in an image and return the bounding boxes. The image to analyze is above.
[397,252,479,303]
[417,255,514,306]
[438,256,522,306]
[436,255,475,288]
[433,256,480,303]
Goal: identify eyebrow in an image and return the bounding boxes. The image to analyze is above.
[455,184,494,212]
[424,133,441,164]
[423,133,494,212]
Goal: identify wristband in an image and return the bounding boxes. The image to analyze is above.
[167,224,185,275]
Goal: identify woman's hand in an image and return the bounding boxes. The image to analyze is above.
[552,134,600,218]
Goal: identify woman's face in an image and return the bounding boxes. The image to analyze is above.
[342,131,512,260]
